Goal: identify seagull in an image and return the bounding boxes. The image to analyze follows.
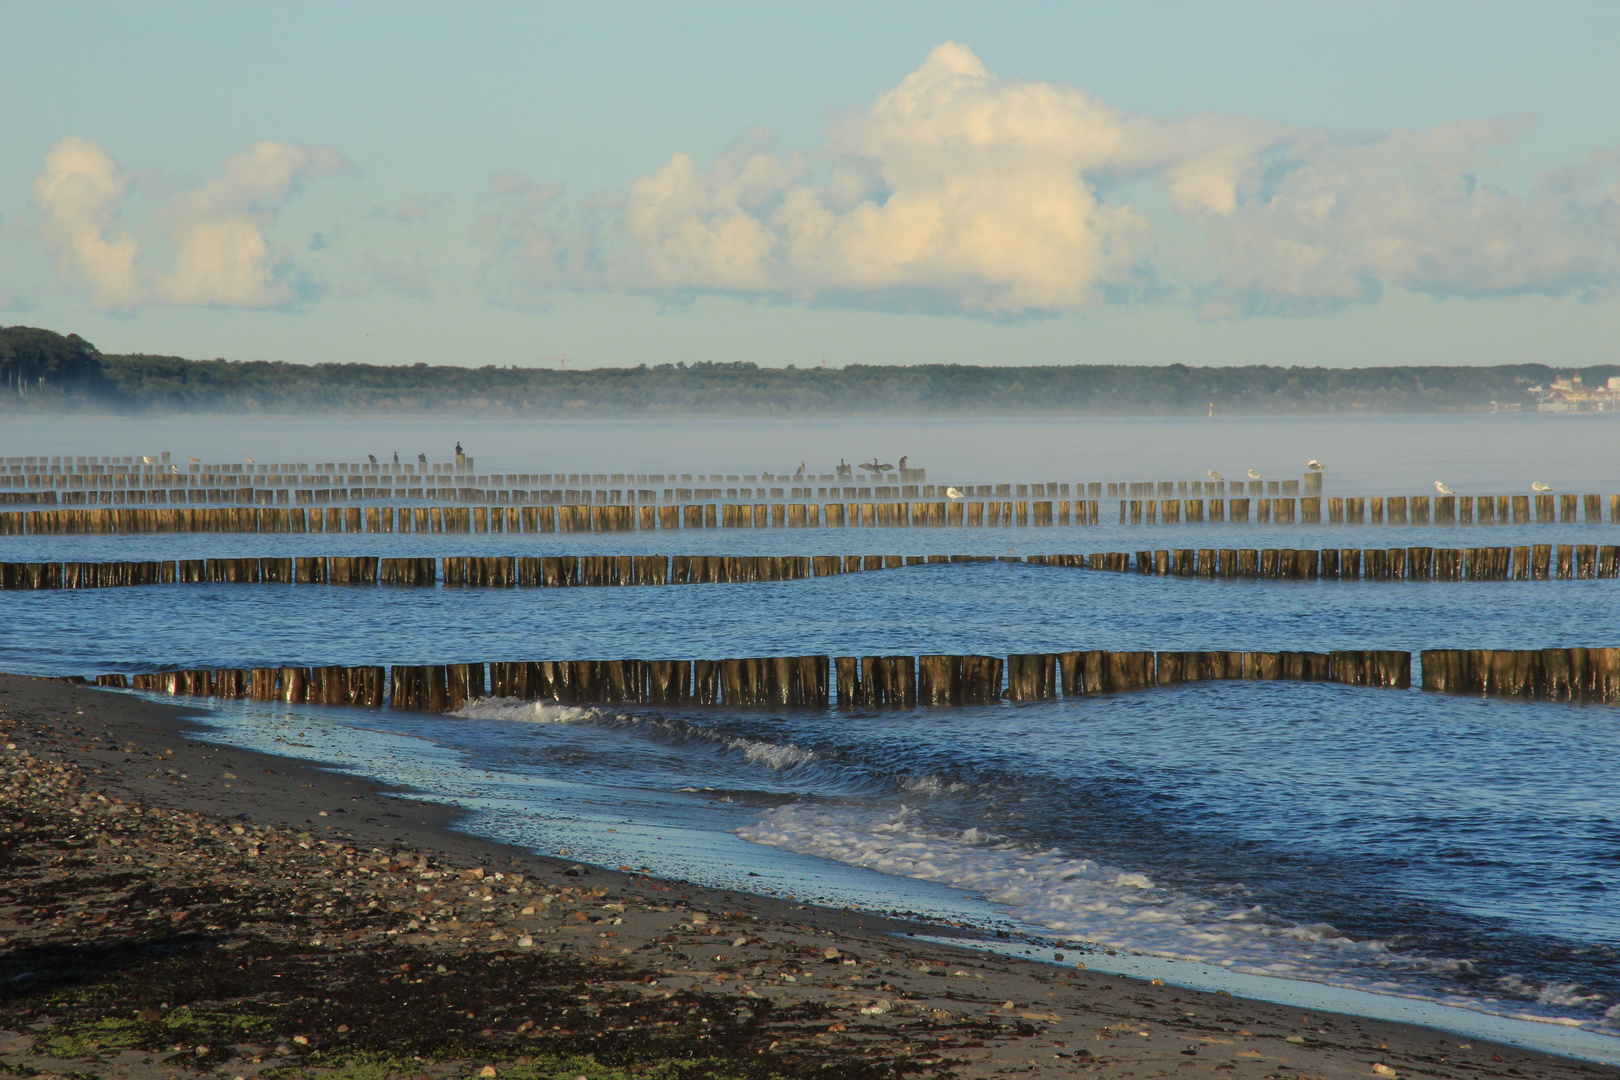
[1208,470,1224,481]
[1435,481,1455,495]
[945,487,965,501]
[246,457,255,464]
[188,456,200,463]
[368,454,377,465]
[1532,481,1551,492]
[1307,460,1323,471]
[1248,469,1261,480]
[141,455,156,464]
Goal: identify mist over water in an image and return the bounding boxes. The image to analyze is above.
[6,412,1619,491]
[5,410,1620,1050]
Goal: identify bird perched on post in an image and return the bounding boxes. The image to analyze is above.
[1307,460,1323,471]
[1248,469,1261,480]
[1435,481,1455,495]
[945,487,964,501]
[1532,481,1551,492]
[418,453,427,464]
[1208,470,1224,481]
[368,454,377,465]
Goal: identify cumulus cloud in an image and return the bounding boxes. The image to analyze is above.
[32,137,144,308]
[479,42,1620,316]
[1193,125,1620,314]
[31,137,347,309]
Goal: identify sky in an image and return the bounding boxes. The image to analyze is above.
[2,0,1618,370]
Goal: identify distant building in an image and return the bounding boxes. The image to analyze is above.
[1534,372,1620,412]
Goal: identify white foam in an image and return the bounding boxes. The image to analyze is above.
[450,697,821,772]
[737,803,1458,991]
[450,697,611,725]
[724,736,817,770]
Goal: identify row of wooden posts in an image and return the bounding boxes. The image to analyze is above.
[6,492,1619,537]
[94,646,1620,706]
[6,544,1619,591]
[92,648,1418,712]
[1419,648,1620,700]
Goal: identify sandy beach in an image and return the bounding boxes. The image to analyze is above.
[2,672,1614,1080]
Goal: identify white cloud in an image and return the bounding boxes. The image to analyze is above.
[1194,123,1620,314]
[31,137,347,309]
[480,42,1620,316]
[32,136,143,309]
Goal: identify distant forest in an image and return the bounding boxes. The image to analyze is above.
[2,325,1612,416]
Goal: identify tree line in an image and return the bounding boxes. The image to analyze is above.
[3,324,1612,415]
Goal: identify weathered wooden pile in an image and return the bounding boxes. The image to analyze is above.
[108,665,387,705]
[1420,648,1620,701]
[94,647,1419,712]
[6,545,1618,592]
[7,489,1617,536]
[1113,544,1620,580]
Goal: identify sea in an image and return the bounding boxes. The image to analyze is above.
[3,411,1618,1061]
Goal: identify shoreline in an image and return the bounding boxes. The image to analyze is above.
[3,672,1616,1080]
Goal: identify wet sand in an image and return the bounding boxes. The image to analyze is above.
[2,672,1615,1080]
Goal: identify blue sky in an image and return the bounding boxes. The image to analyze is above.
[3,0,1617,369]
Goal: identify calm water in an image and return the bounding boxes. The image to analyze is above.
[4,414,1618,1054]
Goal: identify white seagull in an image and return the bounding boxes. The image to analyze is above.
[141,455,156,464]
[1307,460,1323,471]
[1247,469,1261,480]
[945,487,965,501]
[1435,481,1455,495]
[1208,470,1224,481]
[1531,481,1551,492]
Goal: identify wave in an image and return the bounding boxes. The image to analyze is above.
[452,696,824,773]
[738,802,1466,984]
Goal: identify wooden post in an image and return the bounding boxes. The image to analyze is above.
[1005,654,1057,701]
[960,655,1003,704]
[835,656,861,706]
[918,655,962,705]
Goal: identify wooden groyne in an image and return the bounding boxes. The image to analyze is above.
[1421,648,1620,701]
[5,491,1620,536]
[95,645,1620,706]
[91,647,1423,711]
[5,545,1617,592]
[7,451,1615,526]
